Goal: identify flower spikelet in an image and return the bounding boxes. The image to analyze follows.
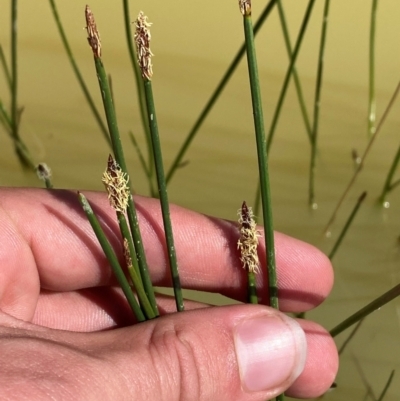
[36,163,52,181]
[239,0,251,16]
[102,155,130,212]
[237,201,260,273]
[134,11,153,80]
[85,5,101,58]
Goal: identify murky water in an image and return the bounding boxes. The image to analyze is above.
[1,1,400,399]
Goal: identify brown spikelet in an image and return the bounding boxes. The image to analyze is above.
[239,0,251,16]
[85,5,101,58]
[36,163,52,181]
[102,154,130,212]
[134,11,153,80]
[237,201,260,273]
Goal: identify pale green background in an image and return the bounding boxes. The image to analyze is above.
[0,1,400,400]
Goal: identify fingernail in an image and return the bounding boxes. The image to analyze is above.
[234,313,307,393]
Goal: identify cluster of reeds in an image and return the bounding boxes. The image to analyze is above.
[1,1,400,399]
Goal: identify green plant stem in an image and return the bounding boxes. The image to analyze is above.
[0,99,35,169]
[129,130,151,179]
[324,79,400,234]
[122,0,155,197]
[328,191,367,260]
[48,0,111,147]
[330,283,400,337]
[309,0,331,206]
[0,100,12,133]
[267,0,316,152]
[368,0,378,138]
[377,370,395,401]
[143,79,184,312]
[165,0,278,185]
[276,0,312,142]
[247,272,258,304]
[255,0,315,216]
[379,143,400,203]
[9,0,33,169]
[10,0,18,143]
[117,211,156,319]
[0,45,11,90]
[78,192,145,322]
[92,55,158,316]
[353,356,376,400]
[338,319,364,355]
[242,8,278,311]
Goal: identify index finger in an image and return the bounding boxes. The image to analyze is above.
[0,188,333,320]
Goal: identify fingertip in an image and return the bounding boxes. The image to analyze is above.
[286,319,339,398]
[275,232,334,312]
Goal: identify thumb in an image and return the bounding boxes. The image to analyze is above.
[103,304,307,401]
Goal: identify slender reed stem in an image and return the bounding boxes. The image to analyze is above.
[123,237,156,320]
[276,0,312,141]
[0,100,12,133]
[78,192,145,322]
[102,155,157,318]
[368,0,378,138]
[330,284,400,337]
[6,2,36,170]
[0,45,11,90]
[379,143,400,203]
[129,130,152,179]
[85,6,158,315]
[166,0,278,185]
[255,0,316,217]
[377,370,395,401]
[246,272,258,304]
[49,0,111,147]
[9,0,33,168]
[0,101,35,169]
[240,1,278,312]
[10,0,18,143]
[338,319,364,355]
[323,79,400,234]
[353,356,376,400]
[266,0,316,152]
[119,215,156,319]
[309,0,331,206]
[145,80,184,312]
[328,191,367,260]
[122,0,155,196]
[134,12,184,312]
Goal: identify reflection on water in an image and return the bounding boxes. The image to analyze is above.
[0,1,400,399]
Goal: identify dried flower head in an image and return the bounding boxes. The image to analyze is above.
[36,163,52,181]
[85,5,101,58]
[239,0,251,16]
[134,11,153,80]
[102,154,130,212]
[237,201,260,273]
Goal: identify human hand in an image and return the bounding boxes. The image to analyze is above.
[0,188,338,400]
